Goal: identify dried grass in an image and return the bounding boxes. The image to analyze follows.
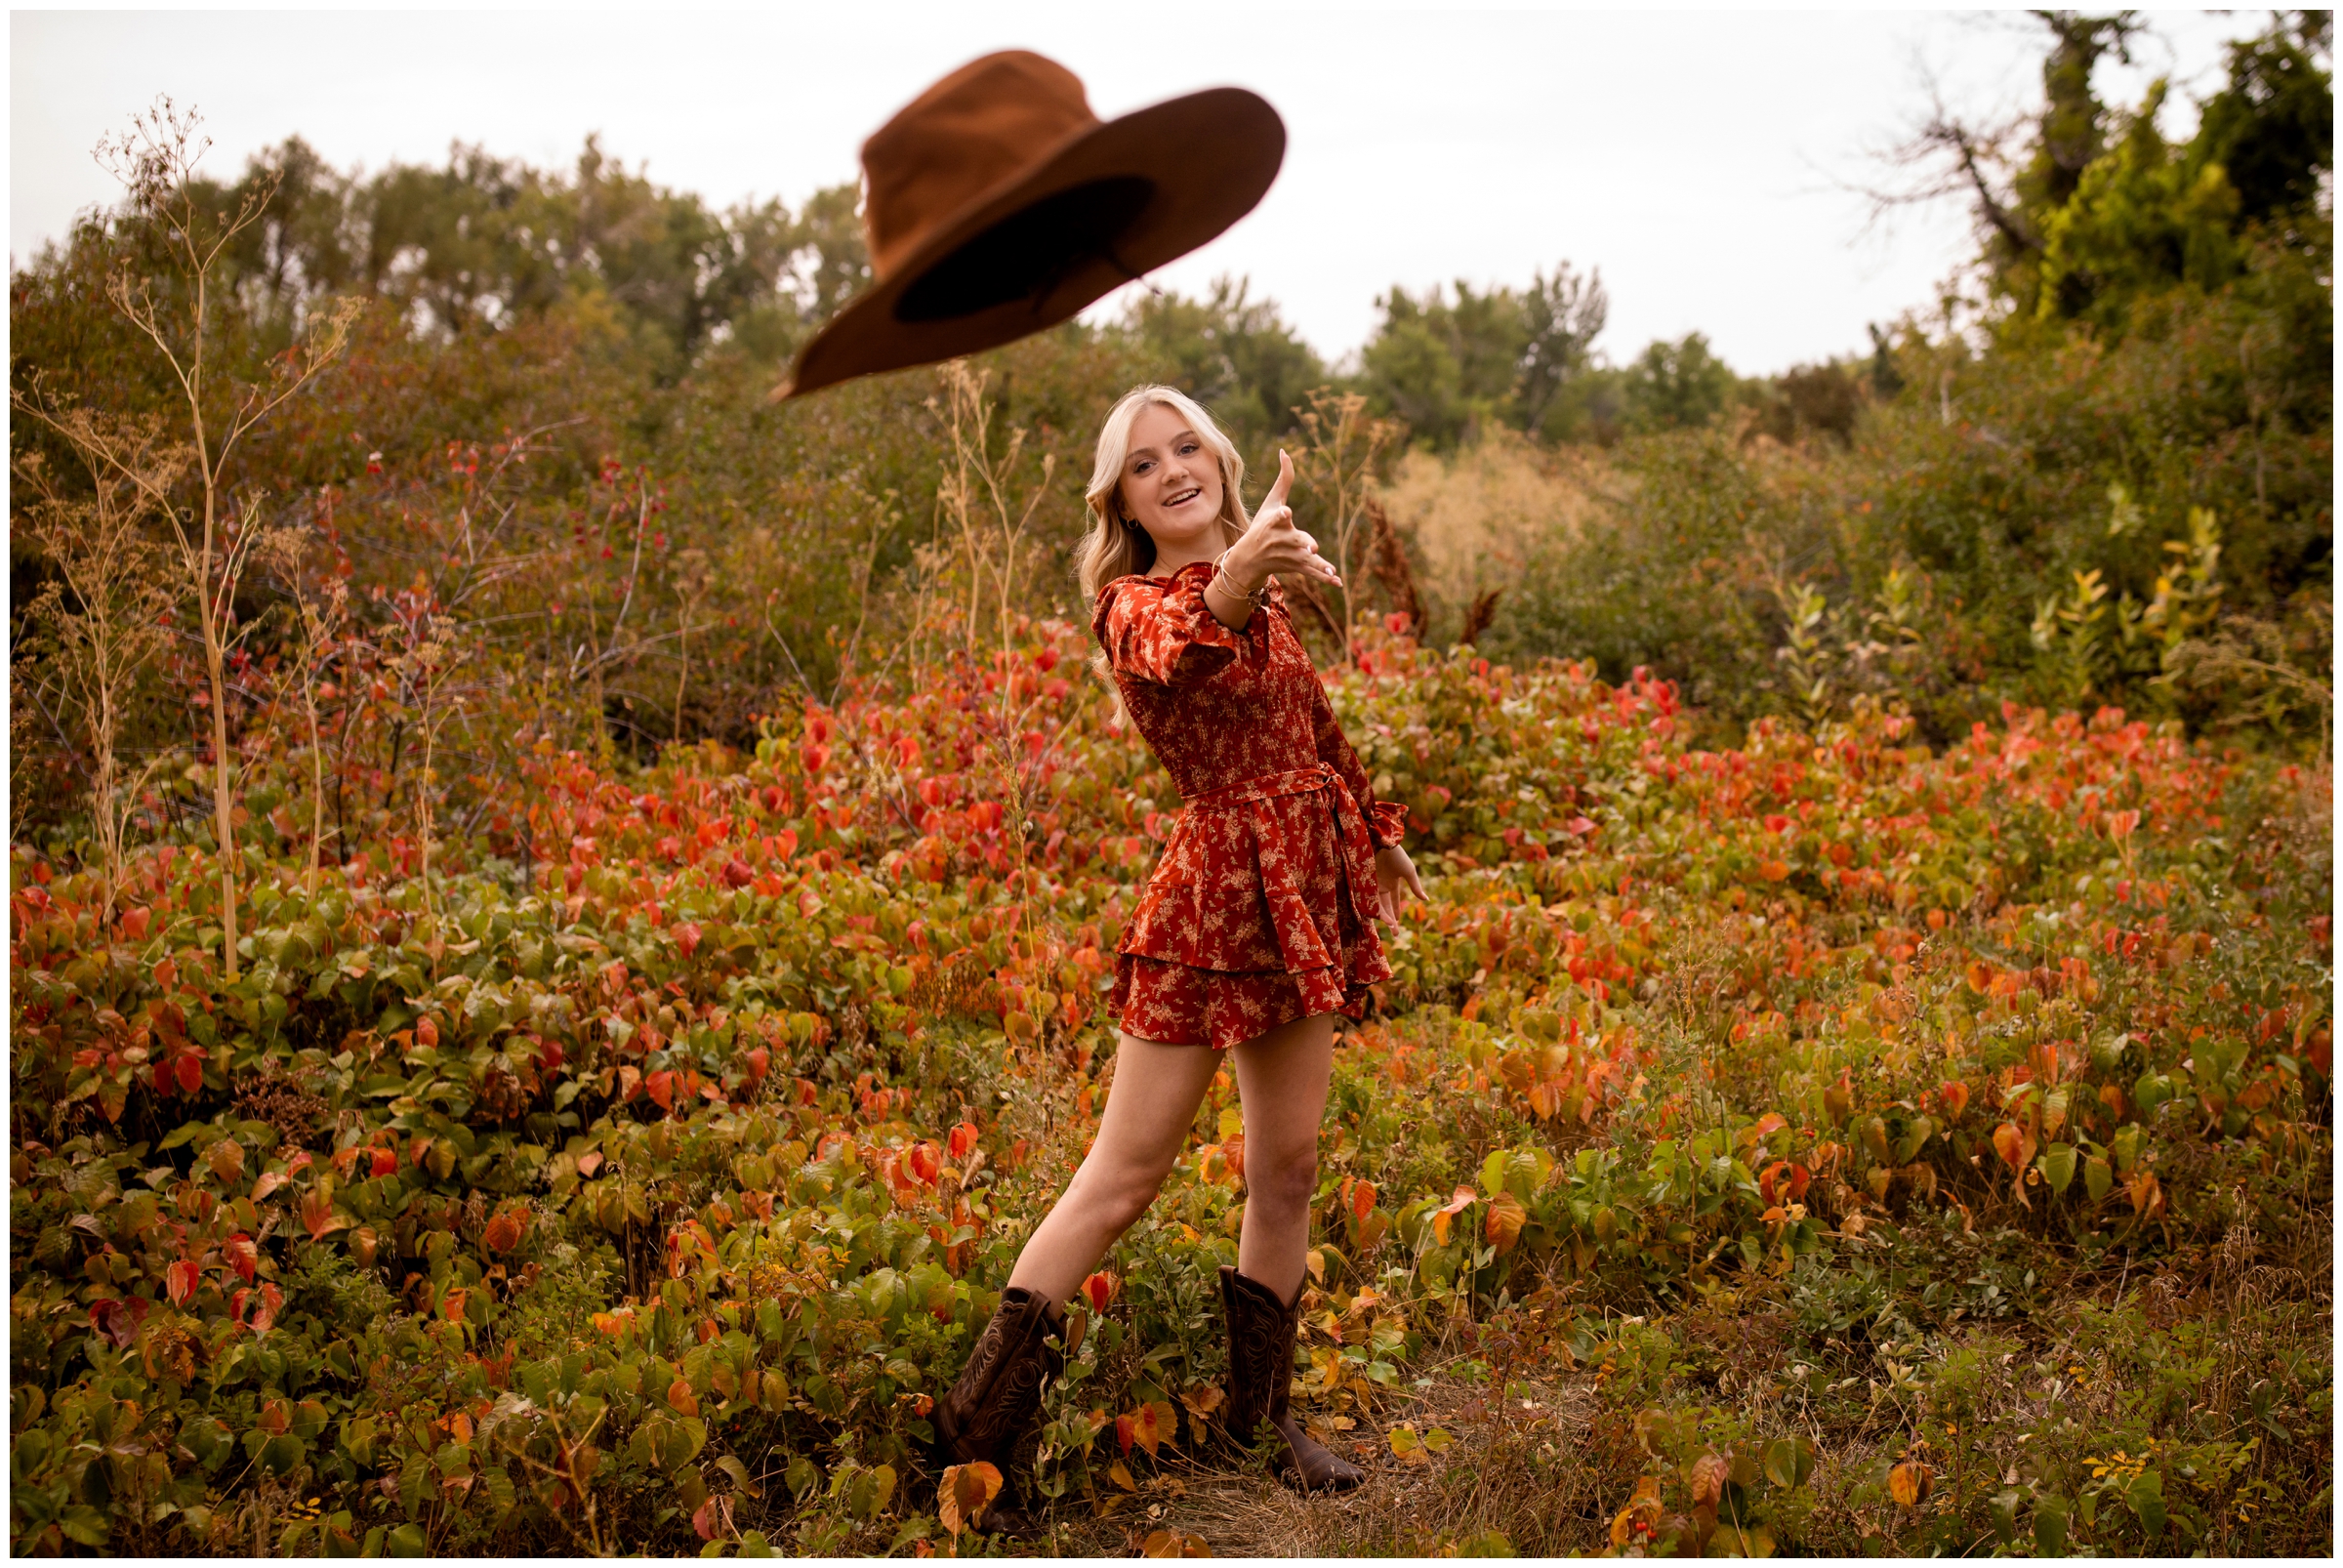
[1041,1372,1622,1557]
[1375,430,1609,644]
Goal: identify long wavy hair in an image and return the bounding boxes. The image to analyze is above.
[1076,385,1252,609]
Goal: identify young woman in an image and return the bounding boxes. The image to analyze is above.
[933,386,1424,1520]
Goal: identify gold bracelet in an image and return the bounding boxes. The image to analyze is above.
[1213,549,1270,607]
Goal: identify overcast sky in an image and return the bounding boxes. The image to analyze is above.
[11,7,2260,375]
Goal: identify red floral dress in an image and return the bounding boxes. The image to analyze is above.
[1093,561,1408,1051]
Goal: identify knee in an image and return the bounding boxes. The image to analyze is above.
[1245,1145,1319,1215]
[1068,1160,1167,1232]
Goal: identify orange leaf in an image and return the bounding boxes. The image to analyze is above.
[1689,1451,1730,1506]
[483,1211,525,1255]
[1939,1081,1970,1118]
[442,1287,470,1324]
[668,1377,699,1418]
[166,1259,199,1305]
[1485,1190,1527,1255]
[1990,1121,2026,1172]
[577,1150,605,1177]
[1083,1271,1117,1312]
[1130,1399,1175,1459]
[1888,1460,1933,1506]
[416,1014,439,1050]
[939,1461,1002,1535]
[1351,1179,1378,1225]
[224,1232,258,1284]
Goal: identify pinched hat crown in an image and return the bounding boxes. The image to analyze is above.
[860,53,1099,280]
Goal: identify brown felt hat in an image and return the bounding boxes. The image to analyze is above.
[771,51,1285,400]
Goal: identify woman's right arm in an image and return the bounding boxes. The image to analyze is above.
[1092,571,1246,688]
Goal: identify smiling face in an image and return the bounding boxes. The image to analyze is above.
[1119,400,1227,566]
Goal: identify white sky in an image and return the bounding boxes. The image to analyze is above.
[10,6,2261,375]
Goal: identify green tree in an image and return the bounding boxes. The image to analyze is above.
[1357,262,1608,448]
[1620,332,1738,433]
[1123,275,1325,441]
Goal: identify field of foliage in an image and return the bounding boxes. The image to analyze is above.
[11,610,2331,1556]
[10,14,2332,1558]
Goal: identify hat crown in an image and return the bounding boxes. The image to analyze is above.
[860,52,1100,279]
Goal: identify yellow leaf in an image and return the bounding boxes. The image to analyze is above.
[1888,1460,1932,1506]
[1109,1460,1137,1492]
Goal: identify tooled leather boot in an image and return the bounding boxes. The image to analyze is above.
[1219,1264,1366,1493]
[932,1286,1067,1533]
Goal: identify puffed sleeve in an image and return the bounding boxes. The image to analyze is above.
[1090,563,1247,688]
[1309,671,1409,850]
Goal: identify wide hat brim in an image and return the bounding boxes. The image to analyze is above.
[774,87,1284,400]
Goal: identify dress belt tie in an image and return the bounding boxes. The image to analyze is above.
[1179,762,1346,809]
[1177,763,1379,974]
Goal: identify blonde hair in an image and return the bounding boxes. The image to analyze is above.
[1077,385,1251,608]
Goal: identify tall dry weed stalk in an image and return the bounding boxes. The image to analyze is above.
[1293,390,1400,663]
[14,100,359,978]
[13,434,183,921]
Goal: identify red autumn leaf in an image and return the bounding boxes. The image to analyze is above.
[1939,1081,1971,1118]
[301,1186,349,1241]
[224,1233,259,1284]
[675,922,703,958]
[90,1296,149,1347]
[120,906,151,940]
[1130,1399,1174,1458]
[482,1210,526,1254]
[1083,1271,1116,1312]
[721,858,754,888]
[1991,1122,2026,1171]
[1351,1179,1378,1224]
[950,1121,978,1160]
[744,1047,769,1082]
[416,1015,439,1050]
[174,1052,203,1093]
[1115,1412,1135,1456]
[645,1070,675,1112]
[907,1142,941,1185]
[167,1259,200,1305]
[370,1147,398,1178]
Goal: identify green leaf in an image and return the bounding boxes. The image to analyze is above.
[2039,1142,2077,1195]
[1762,1437,1800,1489]
[2033,1495,2070,1555]
[387,1522,429,1556]
[2084,1155,2115,1202]
[2126,1472,2165,1538]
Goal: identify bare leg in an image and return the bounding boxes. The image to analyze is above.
[1006,1034,1221,1304]
[1228,1011,1338,1301]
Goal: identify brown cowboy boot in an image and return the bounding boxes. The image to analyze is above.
[932,1286,1066,1533]
[1219,1264,1366,1493]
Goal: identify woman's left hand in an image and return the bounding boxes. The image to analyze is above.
[1374,844,1425,924]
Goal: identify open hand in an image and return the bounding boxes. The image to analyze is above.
[1374,843,1425,924]
[1226,450,1340,594]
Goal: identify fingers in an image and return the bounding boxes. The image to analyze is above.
[1261,448,1295,514]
